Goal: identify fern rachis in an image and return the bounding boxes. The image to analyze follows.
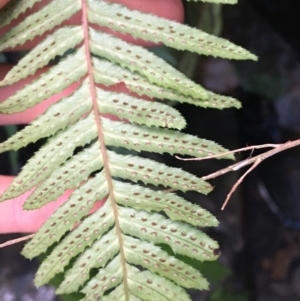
[0,0,257,300]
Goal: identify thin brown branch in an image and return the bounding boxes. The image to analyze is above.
[0,234,34,248]
[196,139,300,209]
[221,159,261,210]
[202,139,300,181]
[176,143,280,162]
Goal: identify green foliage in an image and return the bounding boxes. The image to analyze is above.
[0,0,256,300]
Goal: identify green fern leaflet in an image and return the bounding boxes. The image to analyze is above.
[0,0,256,300]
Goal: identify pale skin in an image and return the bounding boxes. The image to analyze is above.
[0,0,184,233]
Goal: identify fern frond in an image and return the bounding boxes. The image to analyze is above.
[124,235,208,289]
[101,285,142,301]
[0,27,84,86]
[0,0,81,51]
[113,181,218,227]
[89,0,256,60]
[97,88,186,129]
[90,29,207,99]
[0,79,92,153]
[102,118,234,158]
[24,142,104,209]
[0,0,257,300]
[0,114,97,200]
[34,200,115,286]
[119,208,219,262]
[57,228,119,294]
[0,0,43,28]
[81,256,123,300]
[127,265,192,301]
[22,171,108,257]
[108,152,212,193]
[93,58,241,109]
[0,81,184,154]
[0,48,87,113]
[123,235,209,289]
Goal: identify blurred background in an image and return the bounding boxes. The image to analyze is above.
[1,0,300,300]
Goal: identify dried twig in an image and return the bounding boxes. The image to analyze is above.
[202,140,300,181]
[221,159,261,210]
[188,139,300,209]
[0,234,34,248]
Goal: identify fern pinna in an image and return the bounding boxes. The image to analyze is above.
[0,0,256,300]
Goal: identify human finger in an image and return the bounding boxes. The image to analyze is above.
[0,176,71,233]
[0,0,9,9]
[0,176,104,233]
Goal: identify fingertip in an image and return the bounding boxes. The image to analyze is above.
[0,176,73,233]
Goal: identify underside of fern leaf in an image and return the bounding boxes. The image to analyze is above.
[0,0,257,300]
